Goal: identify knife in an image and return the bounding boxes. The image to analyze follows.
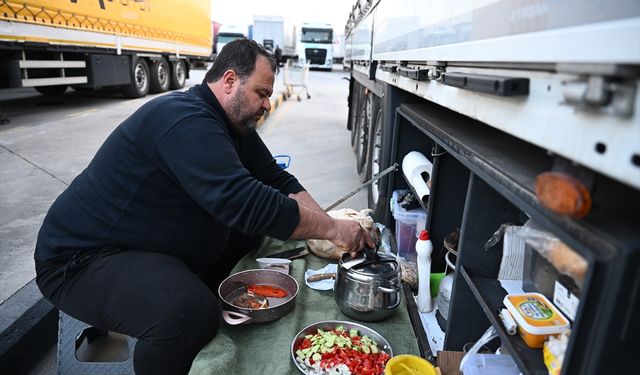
[306,273,336,282]
[268,246,308,260]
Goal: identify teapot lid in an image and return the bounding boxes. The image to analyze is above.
[340,248,399,276]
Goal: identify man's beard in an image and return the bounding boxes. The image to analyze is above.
[227,87,262,137]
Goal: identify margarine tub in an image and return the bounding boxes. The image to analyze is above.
[503,292,570,348]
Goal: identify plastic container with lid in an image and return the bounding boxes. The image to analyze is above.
[503,292,570,348]
[460,354,520,375]
[391,190,427,263]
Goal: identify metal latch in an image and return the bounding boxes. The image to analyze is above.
[562,76,636,118]
[397,66,430,81]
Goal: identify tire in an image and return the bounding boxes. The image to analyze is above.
[149,58,170,94]
[121,58,150,98]
[169,60,187,90]
[349,86,361,151]
[355,93,371,182]
[367,107,383,209]
[35,85,68,96]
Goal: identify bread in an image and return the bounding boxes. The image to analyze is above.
[306,208,381,260]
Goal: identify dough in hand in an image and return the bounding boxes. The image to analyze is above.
[306,208,381,260]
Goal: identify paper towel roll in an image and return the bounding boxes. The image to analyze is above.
[402,151,433,202]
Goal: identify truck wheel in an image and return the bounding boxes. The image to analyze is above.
[149,58,170,93]
[367,107,383,209]
[169,60,187,90]
[35,85,68,96]
[349,86,361,151]
[122,58,150,98]
[355,94,371,182]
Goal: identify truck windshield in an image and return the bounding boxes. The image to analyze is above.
[218,33,245,43]
[301,28,333,44]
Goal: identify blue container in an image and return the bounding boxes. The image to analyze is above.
[274,154,291,169]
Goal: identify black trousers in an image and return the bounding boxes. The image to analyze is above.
[35,232,259,375]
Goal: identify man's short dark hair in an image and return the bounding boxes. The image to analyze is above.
[205,38,277,83]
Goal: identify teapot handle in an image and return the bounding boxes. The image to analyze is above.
[377,286,402,310]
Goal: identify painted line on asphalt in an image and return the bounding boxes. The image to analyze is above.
[65,108,98,118]
[261,97,293,138]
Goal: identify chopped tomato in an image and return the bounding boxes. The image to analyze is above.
[299,338,312,349]
[316,348,390,375]
[247,284,288,298]
[296,327,391,375]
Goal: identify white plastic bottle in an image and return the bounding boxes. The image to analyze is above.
[416,229,433,312]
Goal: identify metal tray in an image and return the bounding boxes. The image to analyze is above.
[290,320,393,374]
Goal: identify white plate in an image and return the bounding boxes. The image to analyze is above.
[304,264,338,291]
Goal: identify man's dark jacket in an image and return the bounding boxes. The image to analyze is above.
[35,82,303,271]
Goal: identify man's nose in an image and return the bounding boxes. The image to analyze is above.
[263,98,271,112]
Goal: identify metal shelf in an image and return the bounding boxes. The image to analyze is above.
[459,266,548,375]
[396,103,640,262]
[385,96,640,374]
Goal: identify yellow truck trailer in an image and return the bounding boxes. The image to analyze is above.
[0,0,212,97]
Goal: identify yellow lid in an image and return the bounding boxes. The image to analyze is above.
[385,355,437,375]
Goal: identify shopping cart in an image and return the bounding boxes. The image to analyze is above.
[283,60,311,101]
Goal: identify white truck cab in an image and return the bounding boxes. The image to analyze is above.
[297,22,334,70]
[216,24,247,54]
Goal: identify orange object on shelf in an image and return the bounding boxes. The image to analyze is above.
[535,172,592,218]
[503,293,570,349]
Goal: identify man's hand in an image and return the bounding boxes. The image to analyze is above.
[290,202,374,255]
[329,219,375,254]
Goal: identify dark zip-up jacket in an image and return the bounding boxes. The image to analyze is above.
[35,82,303,271]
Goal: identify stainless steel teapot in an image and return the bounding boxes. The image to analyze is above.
[334,249,402,322]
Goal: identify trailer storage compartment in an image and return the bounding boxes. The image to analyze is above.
[342,0,640,373]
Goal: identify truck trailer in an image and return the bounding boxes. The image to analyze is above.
[252,15,296,62]
[333,33,346,64]
[0,0,212,98]
[344,0,639,374]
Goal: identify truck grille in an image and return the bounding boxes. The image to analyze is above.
[305,48,327,65]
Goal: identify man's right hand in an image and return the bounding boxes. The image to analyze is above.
[291,203,375,255]
[329,219,375,254]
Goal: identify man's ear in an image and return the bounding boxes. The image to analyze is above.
[222,69,237,94]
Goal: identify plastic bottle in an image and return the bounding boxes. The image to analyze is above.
[416,230,433,312]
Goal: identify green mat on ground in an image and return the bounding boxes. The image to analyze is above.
[189,238,420,375]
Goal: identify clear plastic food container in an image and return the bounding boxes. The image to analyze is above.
[503,292,570,348]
